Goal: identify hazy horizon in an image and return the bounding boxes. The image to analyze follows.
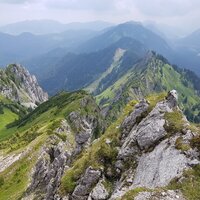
[0,0,200,36]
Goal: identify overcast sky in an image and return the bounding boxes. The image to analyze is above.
[0,0,200,35]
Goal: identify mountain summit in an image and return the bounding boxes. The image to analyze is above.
[0,64,48,108]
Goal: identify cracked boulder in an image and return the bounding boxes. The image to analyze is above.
[71,167,101,200]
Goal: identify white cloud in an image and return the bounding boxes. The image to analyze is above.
[0,0,32,4]
[133,0,200,17]
[0,0,200,35]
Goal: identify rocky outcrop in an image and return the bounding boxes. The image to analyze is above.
[89,179,109,200]
[120,99,149,141]
[0,64,48,108]
[110,90,200,199]
[0,148,30,173]
[132,135,197,188]
[69,110,104,156]
[117,90,178,165]
[23,135,71,200]
[23,102,104,200]
[71,167,101,200]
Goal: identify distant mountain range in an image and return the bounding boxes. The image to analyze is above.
[20,34,200,123]
[172,29,200,73]
[0,29,98,66]
[78,21,172,56]
[22,22,174,91]
[0,20,113,35]
[0,20,200,90]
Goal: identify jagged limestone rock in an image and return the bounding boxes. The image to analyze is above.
[0,148,30,173]
[24,135,71,200]
[115,99,150,172]
[121,99,150,141]
[166,90,178,108]
[135,101,170,150]
[0,64,48,107]
[71,167,101,200]
[69,111,102,156]
[133,136,199,188]
[111,90,200,199]
[55,119,71,134]
[118,90,178,161]
[135,90,179,150]
[23,107,103,200]
[89,179,109,200]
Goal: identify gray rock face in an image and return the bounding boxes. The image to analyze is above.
[55,119,71,134]
[111,90,200,199]
[69,111,102,156]
[23,111,103,199]
[0,64,48,107]
[133,136,194,188]
[71,167,101,200]
[135,100,171,150]
[118,90,177,161]
[134,190,186,200]
[24,135,71,200]
[121,99,149,141]
[89,180,109,200]
[116,99,150,170]
[0,147,30,173]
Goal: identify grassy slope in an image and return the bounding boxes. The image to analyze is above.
[0,95,21,141]
[0,108,18,140]
[0,90,199,200]
[0,91,100,151]
[86,48,126,94]
[95,69,133,105]
[60,99,138,195]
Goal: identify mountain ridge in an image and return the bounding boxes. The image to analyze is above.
[94,51,200,123]
[0,20,113,35]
